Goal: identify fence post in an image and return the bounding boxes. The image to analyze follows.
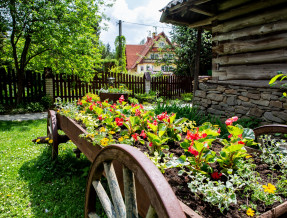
[143,72,151,93]
[44,68,54,102]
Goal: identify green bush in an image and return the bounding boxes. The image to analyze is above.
[0,104,5,114]
[134,91,158,103]
[40,95,53,109]
[26,102,45,112]
[181,92,193,102]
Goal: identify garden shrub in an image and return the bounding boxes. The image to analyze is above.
[134,91,158,103]
[181,92,193,102]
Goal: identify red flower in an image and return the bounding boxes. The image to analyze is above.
[98,115,103,121]
[140,130,147,139]
[188,145,198,156]
[201,133,207,138]
[211,172,222,180]
[217,128,221,134]
[77,99,82,105]
[238,134,243,139]
[149,142,153,147]
[140,104,143,109]
[132,133,139,141]
[157,112,168,121]
[89,105,93,111]
[186,129,206,141]
[87,95,92,102]
[238,141,245,145]
[135,109,141,116]
[153,120,158,126]
[115,117,124,126]
[228,134,232,138]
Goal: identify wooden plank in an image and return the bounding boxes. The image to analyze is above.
[214,49,287,66]
[92,180,116,218]
[189,6,214,17]
[213,20,287,42]
[218,0,252,11]
[214,63,287,80]
[103,162,126,217]
[213,33,287,55]
[213,5,287,33]
[123,166,138,218]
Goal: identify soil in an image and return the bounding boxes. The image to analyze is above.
[72,116,287,217]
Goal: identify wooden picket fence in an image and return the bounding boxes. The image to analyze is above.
[53,72,193,102]
[0,69,193,105]
[0,68,45,105]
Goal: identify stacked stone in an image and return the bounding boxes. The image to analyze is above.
[193,82,287,124]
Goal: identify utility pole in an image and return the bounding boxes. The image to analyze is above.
[193,27,202,97]
[119,20,122,61]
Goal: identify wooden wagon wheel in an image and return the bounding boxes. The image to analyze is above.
[85,144,185,218]
[253,124,287,138]
[47,110,59,160]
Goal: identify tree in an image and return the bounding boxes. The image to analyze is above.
[0,0,111,103]
[170,26,212,76]
[113,35,127,73]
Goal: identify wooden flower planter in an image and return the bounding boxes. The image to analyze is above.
[99,93,128,102]
[45,110,287,218]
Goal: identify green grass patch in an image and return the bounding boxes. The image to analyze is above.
[0,119,90,217]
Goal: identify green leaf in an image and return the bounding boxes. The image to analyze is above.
[147,122,158,133]
[227,125,244,137]
[158,123,167,138]
[180,140,190,149]
[242,128,255,140]
[169,113,176,124]
[174,118,187,126]
[269,74,284,84]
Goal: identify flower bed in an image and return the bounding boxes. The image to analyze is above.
[56,93,287,217]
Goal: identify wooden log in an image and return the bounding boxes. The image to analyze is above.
[104,162,126,218]
[213,20,287,42]
[213,33,287,55]
[213,63,287,80]
[123,166,138,218]
[92,180,116,218]
[214,49,287,66]
[213,5,287,33]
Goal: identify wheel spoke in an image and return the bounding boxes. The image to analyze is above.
[92,180,116,218]
[104,162,126,217]
[145,205,157,218]
[123,166,138,218]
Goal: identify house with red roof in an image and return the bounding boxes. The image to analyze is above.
[125,32,175,75]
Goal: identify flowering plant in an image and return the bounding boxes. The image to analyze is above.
[98,84,132,94]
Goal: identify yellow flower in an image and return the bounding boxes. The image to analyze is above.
[246,208,255,217]
[48,139,53,144]
[100,138,109,146]
[245,155,252,159]
[262,183,276,194]
[214,125,219,128]
[124,135,129,139]
[100,127,106,132]
[109,131,116,135]
[118,137,124,142]
[7,194,11,197]
[45,137,49,141]
[36,139,40,143]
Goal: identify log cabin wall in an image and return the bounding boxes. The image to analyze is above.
[193,0,287,123]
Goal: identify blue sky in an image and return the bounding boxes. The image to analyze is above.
[100,0,172,50]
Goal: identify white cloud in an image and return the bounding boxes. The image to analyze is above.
[100,0,172,50]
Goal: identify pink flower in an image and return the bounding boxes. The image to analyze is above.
[119,95,125,104]
[115,117,124,126]
[225,119,233,126]
[132,133,139,141]
[232,116,238,122]
[188,145,198,156]
[211,172,222,180]
[140,130,147,139]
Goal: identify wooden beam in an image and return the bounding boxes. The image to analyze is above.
[218,0,252,11]
[189,6,214,17]
[213,33,287,55]
[189,0,286,29]
[213,20,287,42]
[214,49,287,66]
[213,3,287,33]
[193,27,202,96]
[193,0,213,5]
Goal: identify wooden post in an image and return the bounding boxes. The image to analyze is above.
[193,27,202,97]
[44,68,54,103]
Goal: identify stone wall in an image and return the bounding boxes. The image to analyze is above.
[193,80,287,124]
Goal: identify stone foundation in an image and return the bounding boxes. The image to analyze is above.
[193,80,287,124]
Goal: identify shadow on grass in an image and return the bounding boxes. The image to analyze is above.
[19,146,91,217]
[0,119,46,132]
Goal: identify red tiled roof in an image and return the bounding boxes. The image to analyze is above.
[126,45,145,70]
[125,32,173,70]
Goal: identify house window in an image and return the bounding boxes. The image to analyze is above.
[154,54,159,59]
[150,54,154,59]
[146,65,150,71]
[163,54,168,59]
[169,54,174,59]
[159,42,165,47]
[140,66,144,71]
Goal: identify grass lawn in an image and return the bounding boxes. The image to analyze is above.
[0,119,91,217]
